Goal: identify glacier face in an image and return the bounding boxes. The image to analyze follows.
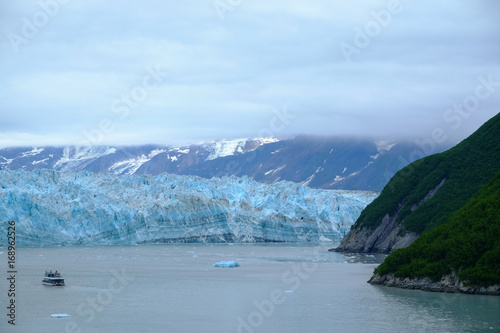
[0,169,377,246]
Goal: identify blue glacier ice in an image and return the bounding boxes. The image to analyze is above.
[213,261,240,268]
[0,169,378,246]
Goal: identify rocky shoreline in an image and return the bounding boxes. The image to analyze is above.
[368,272,500,296]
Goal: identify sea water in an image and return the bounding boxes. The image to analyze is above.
[1,244,499,333]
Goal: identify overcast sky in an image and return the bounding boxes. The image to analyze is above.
[1,0,499,147]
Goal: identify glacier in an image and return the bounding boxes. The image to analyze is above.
[0,169,377,246]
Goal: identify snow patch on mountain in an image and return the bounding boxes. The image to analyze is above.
[55,146,116,171]
[171,147,190,155]
[334,175,344,182]
[302,174,315,187]
[374,140,396,153]
[0,157,13,165]
[21,147,44,158]
[302,167,325,187]
[109,149,166,175]
[205,139,247,160]
[205,138,278,161]
[32,158,49,165]
[265,165,287,176]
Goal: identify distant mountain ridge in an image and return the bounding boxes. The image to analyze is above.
[0,136,449,191]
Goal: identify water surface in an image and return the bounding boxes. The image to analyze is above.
[1,244,498,332]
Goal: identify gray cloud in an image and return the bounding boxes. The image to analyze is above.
[1,0,499,147]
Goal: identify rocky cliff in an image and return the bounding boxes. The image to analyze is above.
[332,178,446,253]
[368,272,500,295]
[331,216,418,253]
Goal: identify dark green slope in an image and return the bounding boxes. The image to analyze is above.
[374,169,500,286]
[355,112,500,234]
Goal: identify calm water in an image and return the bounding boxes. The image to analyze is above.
[1,244,499,333]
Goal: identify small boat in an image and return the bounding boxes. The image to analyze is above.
[42,270,65,286]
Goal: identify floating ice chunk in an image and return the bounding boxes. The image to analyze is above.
[213,261,240,268]
[50,314,71,318]
[284,290,294,293]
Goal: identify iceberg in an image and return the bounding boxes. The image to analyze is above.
[0,169,378,246]
[213,261,240,268]
[50,314,71,318]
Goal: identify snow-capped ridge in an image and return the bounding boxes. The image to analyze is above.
[21,147,44,158]
[0,137,446,192]
[109,149,167,175]
[204,138,278,161]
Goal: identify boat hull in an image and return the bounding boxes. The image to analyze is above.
[42,279,65,286]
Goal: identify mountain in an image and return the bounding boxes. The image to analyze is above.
[0,139,275,175]
[0,137,448,192]
[0,169,377,246]
[333,112,500,254]
[368,170,500,294]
